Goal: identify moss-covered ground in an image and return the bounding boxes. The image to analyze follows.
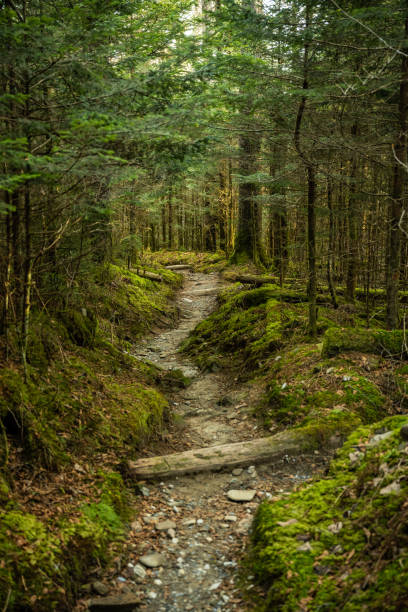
[247,416,408,611]
[0,261,183,610]
[183,282,405,444]
[178,271,408,610]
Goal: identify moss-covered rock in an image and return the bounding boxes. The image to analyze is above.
[247,416,408,611]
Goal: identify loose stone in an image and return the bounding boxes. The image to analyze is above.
[139,552,165,568]
[92,581,110,596]
[133,564,146,580]
[227,489,256,502]
[224,515,237,522]
[156,519,177,531]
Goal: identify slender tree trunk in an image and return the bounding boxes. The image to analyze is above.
[346,125,359,302]
[307,166,317,335]
[386,14,408,328]
[161,202,167,248]
[327,179,338,308]
[168,186,174,249]
[293,4,317,336]
[21,181,32,378]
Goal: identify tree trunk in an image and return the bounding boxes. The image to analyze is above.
[345,124,359,302]
[386,14,408,329]
[326,179,338,309]
[231,133,266,265]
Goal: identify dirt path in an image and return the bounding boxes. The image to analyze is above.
[85,272,330,611]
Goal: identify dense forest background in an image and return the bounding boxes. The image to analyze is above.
[2,2,408,611]
[2,0,408,368]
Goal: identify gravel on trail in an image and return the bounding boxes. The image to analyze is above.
[77,271,330,612]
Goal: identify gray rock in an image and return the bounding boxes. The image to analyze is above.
[167,528,176,539]
[224,514,237,522]
[380,481,401,495]
[349,451,363,465]
[227,489,256,502]
[89,594,141,611]
[327,521,343,534]
[132,564,146,580]
[368,431,394,447]
[139,552,165,568]
[400,424,408,440]
[156,519,176,531]
[92,581,110,596]
[297,542,312,552]
[232,468,243,476]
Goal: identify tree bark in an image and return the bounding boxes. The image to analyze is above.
[386,14,408,329]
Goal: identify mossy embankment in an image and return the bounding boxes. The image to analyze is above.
[247,417,408,611]
[0,261,184,610]
[181,272,408,610]
[182,280,406,444]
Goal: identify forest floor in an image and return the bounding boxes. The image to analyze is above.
[77,271,332,612]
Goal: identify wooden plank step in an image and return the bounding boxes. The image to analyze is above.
[128,430,303,480]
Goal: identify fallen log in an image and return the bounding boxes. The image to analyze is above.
[226,273,279,286]
[165,264,192,270]
[127,429,329,480]
[133,268,162,282]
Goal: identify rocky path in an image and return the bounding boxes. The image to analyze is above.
[84,272,330,611]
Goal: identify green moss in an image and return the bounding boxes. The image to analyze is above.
[158,368,191,390]
[106,381,169,446]
[183,286,309,374]
[26,312,69,371]
[97,471,133,522]
[0,368,67,469]
[0,509,65,610]
[246,416,408,611]
[343,375,386,423]
[0,469,135,610]
[59,308,97,348]
[322,327,407,359]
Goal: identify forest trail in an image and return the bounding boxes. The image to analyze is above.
[92,272,330,612]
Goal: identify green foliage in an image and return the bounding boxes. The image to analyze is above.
[247,416,408,611]
[322,328,407,359]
